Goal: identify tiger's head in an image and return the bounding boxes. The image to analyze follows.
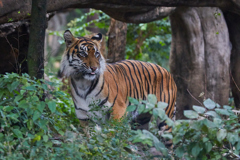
[60,30,105,81]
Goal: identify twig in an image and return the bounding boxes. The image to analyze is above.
[230,72,240,92]
[187,89,204,106]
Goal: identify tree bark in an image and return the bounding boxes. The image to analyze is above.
[0,0,240,24]
[107,18,127,63]
[170,7,231,119]
[224,12,240,108]
[27,0,47,79]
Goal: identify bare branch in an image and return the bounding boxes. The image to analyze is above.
[0,0,239,24]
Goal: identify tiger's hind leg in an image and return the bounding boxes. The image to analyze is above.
[130,112,152,130]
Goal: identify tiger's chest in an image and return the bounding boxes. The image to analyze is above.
[70,76,112,120]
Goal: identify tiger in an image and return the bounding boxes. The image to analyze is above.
[60,30,177,130]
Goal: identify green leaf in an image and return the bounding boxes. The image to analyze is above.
[205,111,220,118]
[140,24,147,30]
[191,143,201,157]
[161,133,173,139]
[215,109,230,116]
[173,135,182,144]
[13,129,23,139]
[137,104,145,114]
[4,106,14,112]
[14,95,23,102]
[8,81,20,92]
[47,101,56,113]
[223,105,232,110]
[203,98,216,109]
[27,120,33,130]
[33,110,41,121]
[127,105,136,112]
[154,108,166,120]
[32,95,39,102]
[0,91,4,99]
[217,129,227,142]
[128,97,139,105]
[157,102,168,109]
[236,140,240,150]
[19,100,28,108]
[39,119,48,130]
[25,86,36,91]
[213,118,222,126]
[202,137,209,143]
[175,146,184,158]
[43,135,48,142]
[20,90,26,95]
[165,118,174,127]
[0,133,4,140]
[193,105,206,114]
[184,110,199,119]
[205,142,212,153]
[37,101,46,113]
[147,94,157,105]
[153,108,159,119]
[203,119,217,128]
[227,132,238,145]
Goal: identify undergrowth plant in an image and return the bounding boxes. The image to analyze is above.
[1,73,240,159]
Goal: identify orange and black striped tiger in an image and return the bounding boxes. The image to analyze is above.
[60,30,177,130]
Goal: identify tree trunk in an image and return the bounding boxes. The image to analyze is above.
[28,0,47,79]
[224,12,240,108]
[170,7,231,119]
[107,18,127,63]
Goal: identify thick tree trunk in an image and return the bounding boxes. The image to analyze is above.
[107,18,127,63]
[170,7,231,119]
[224,12,240,108]
[28,0,47,79]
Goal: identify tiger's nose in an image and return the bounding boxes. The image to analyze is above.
[90,67,97,72]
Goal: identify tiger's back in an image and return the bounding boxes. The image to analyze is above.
[103,60,177,127]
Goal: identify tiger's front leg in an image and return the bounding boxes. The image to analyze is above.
[111,98,127,120]
[79,120,90,137]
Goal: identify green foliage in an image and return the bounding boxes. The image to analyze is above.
[126,18,171,69]
[48,9,110,40]
[3,73,239,159]
[0,73,141,159]
[174,102,240,159]
[127,94,240,159]
[0,73,77,159]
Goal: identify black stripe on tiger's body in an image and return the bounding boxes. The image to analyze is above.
[60,30,177,131]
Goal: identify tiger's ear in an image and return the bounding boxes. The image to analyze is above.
[91,33,102,42]
[64,30,75,47]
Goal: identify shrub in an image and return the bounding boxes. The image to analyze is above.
[1,73,240,159]
[127,95,240,159]
[0,73,140,159]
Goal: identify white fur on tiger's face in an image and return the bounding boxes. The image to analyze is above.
[60,30,105,81]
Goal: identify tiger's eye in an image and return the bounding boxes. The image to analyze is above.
[95,51,100,58]
[79,51,87,57]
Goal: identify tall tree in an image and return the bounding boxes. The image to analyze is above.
[107,18,127,63]
[27,0,47,79]
[170,7,231,119]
